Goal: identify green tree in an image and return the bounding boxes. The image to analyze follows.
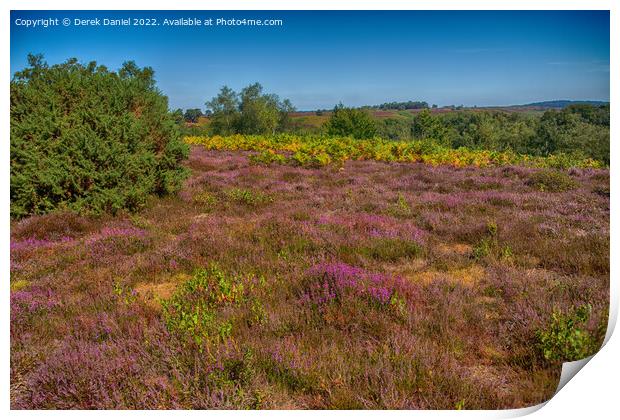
[183,108,203,123]
[565,103,610,126]
[206,83,295,135]
[171,108,184,125]
[278,98,296,132]
[412,109,449,145]
[532,110,609,163]
[377,118,411,140]
[237,83,281,135]
[206,86,240,135]
[324,104,377,139]
[10,55,189,219]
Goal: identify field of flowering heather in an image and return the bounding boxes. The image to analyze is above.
[10,145,609,409]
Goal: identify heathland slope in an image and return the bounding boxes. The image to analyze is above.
[10,145,609,409]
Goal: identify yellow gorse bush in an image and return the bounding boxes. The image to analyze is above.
[185,134,603,169]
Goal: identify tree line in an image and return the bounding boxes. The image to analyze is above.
[376,105,610,164]
[173,83,296,134]
[177,84,609,164]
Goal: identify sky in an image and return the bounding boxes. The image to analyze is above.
[10,10,610,111]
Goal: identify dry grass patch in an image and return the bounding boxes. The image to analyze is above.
[135,273,191,310]
[406,264,485,287]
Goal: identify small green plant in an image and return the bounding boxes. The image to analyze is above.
[10,279,30,292]
[226,188,272,206]
[218,320,233,340]
[472,238,492,260]
[472,220,504,261]
[500,245,513,260]
[387,193,412,218]
[130,214,152,230]
[389,292,407,318]
[113,280,137,305]
[160,264,247,347]
[537,304,598,362]
[527,170,578,192]
[249,299,267,326]
[486,220,498,237]
[193,191,218,209]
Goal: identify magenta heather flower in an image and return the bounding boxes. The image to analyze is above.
[83,225,150,262]
[11,287,59,323]
[302,262,401,307]
[10,236,74,252]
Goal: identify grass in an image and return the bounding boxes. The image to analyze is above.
[10,145,609,409]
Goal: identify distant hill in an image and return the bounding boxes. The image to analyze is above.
[515,100,609,109]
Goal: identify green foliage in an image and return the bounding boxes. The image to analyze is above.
[160,264,246,347]
[527,170,578,192]
[377,100,428,110]
[412,109,450,146]
[378,105,609,164]
[237,83,282,135]
[10,55,189,219]
[113,281,138,305]
[355,238,423,262]
[377,118,411,140]
[205,86,239,135]
[171,108,185,125]
[324,104,377,139]
[438,110,537,152]
[533,109,610,164]
[387,193,413,218]
[205,90,609,163]
[206,83,295,136]
[249,299,267,326]
[472,238,493,261]
[537,304,599,362]
[290,150,332,168]
[225,188,273,206]
[565,103,609,126]
[187,134,603,169]
[183,108,203,123]
[249,150,288,166]
[192,191,218,209]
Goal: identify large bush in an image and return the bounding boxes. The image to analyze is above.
[324,104,377,139]
[205,83,295,136]
[10,55,189,219]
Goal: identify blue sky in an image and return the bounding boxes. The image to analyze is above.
[10,10,610,110]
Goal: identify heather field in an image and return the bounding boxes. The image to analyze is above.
[10,144,609,409]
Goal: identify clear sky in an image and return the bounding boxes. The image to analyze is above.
[10,10,610,111]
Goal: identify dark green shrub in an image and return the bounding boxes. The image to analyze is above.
[526,170,578,192]
[10,55,189,219]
